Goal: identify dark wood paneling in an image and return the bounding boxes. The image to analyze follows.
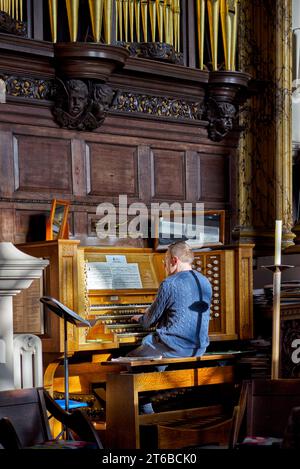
[86,142,139,197]
[0,130,14,196]
[0,208,15,242]
[13,135,72,193]
[186,150,201,201]
[151,148,186,200]
[14,209,49,244]
[199,153,229,203]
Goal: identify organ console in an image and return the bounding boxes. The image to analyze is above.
[15,240,253,446]
[16,240,253,367]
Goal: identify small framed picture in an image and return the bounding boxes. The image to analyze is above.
[46,199,70,241]
[154,210,225,251]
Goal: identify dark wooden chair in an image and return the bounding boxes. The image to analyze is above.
[232,379,300,448]
[0,387,103,449]
[246,379,300,440]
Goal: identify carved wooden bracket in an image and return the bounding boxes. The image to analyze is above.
[52,79,115,131]
[51,43,129,130]
[205,71,251,142]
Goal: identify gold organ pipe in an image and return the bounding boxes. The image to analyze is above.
[141,0,148,42]
[11,0,14,18]
[104,0,113,43]
[163,0,169,43]
[123,0,129,42]
[197,0,205,69]
[15,0,18,19]
[230,0,238,70]
[7,0,11,15]
[149,0,156,42]
[174,0,180,51]
[169,0,174,46]
[207,0,220,71]
[48,0,58,43]
[157,0,164,43]
[165,0,171,44]
[220,0,229,69]
[134,0,141,42]
[220,0,238,70]
[129,0,134,41]
[117,0,123,41]
[20,0,22,21]
[65,0,79,42]
[0,1,3,12]
[88,0,104,43]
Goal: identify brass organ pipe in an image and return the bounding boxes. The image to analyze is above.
[149,0,157,42]
[104,0,113,44]
[89,0,104,43]
[207,0,220,71]
[15,0,18,19]
[220,0,238,70]
[169,0,174,46]
[20,0,22,21]
[117,0,123,41]
[197,0,205,69]
[129,0,134,42]
[11,0,14,18]
[65,0,79,42]
[157,0,164,43]
[165,0,171,44]
[220,0,229,69]
[134,0,141,42]
[7,0,11,15]
[48,0,58,43]
[0,1,3,12]
[230,0,238,71]
[163,0,169,43]
[141,0,148,42]
[174,0,180,51]
[123,0,129,42]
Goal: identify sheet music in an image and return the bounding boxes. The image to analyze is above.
[87,262,142,290]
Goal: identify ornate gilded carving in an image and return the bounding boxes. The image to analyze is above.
[52,79,115,131]
[0,75,53,100]
[205,98,236,142]
[236,0,295,250]
[114,41,183,64]
[0,10,27,36]
[112,91,204,120]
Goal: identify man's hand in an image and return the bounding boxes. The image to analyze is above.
[131,314,143,322]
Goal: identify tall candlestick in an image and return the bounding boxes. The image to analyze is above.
[274,220,282,265]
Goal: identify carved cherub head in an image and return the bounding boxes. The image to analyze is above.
[66,79,89,117]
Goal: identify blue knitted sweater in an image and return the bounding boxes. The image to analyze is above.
[139,270,212,353]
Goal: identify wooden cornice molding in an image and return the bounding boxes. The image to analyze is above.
[0,33,54,78]
[0,38,252,138]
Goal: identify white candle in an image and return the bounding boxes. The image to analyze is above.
[274,220,282,266]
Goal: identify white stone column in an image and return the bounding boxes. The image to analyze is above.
[0,243,48,391]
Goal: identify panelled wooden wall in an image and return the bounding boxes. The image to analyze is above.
[0,105,236,245]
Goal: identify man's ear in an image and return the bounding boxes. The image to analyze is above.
[171,256,178,266]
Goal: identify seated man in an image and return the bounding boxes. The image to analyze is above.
[128,241,212,358]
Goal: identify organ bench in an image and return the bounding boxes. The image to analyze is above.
[104,353,245,449]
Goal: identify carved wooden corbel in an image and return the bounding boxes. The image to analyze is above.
[205,70,251,142]
[52,79,115,131]
[205,98,237,142]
